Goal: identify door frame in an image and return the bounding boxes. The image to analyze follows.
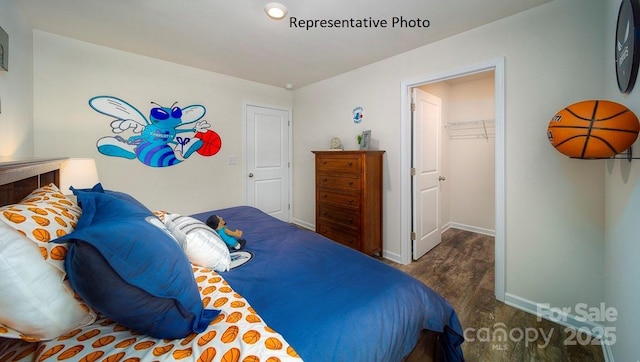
[399,57,506,301]
[242,102,293,222]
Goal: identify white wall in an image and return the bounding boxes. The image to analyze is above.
[603,0,640,360]
[422,75,495,234]
[32,31,293,215]
[447,76,495,233]
[0,1,34,157]
[293,0,605,313]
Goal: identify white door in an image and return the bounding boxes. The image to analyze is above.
[412,88,442,260]
[245,105,290,222]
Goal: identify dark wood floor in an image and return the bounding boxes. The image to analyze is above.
[380,228,605,362]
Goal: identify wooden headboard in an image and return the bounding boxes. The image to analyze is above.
[0,158,67,206]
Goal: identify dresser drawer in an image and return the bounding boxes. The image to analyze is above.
[316,220,361,249]
[316,155,361,175]
[316,175,361,191]
[317,204,360,226]
[317,190,360,208]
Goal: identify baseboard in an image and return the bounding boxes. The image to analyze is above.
[447,222,495,237]
[291,220,493,265]
[603,343,614,362]
[291,218,314,231]
[504,293,614,361]
[382,249,403,264]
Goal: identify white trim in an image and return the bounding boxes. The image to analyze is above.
[446,222,495,237]
[382,250,403,264]
[505,293,614,362]
[291,218,314,231]
[603,342,615,362]
[493,59,506,302]
[399,84,412,265]
[399,57,506,301]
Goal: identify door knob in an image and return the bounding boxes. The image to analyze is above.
[248,173,254,178]
[439,176,446,181]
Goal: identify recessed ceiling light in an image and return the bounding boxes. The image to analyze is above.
[265,2,287,20]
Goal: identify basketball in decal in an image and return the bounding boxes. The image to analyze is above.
[547,100,640,158]
[194,130,222,156]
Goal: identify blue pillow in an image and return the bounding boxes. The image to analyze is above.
[55,189,219,339]
[71,183,149,212]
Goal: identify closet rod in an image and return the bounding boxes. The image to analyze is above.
[444,119,495,140]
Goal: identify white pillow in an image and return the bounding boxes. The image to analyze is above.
[0,221,96,340]
[164,214,231,272]
[0,183,82,278]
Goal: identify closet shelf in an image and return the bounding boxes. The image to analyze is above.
[444,119,495,140]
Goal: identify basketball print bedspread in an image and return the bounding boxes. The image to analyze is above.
[0,265,300,362]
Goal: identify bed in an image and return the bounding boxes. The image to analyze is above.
[0,158,465,361]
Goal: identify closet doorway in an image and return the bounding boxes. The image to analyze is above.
[400,58,505,301]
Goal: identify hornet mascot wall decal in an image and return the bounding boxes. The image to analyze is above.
[89,96,222,167]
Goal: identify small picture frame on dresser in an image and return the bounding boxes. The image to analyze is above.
[0,26,8,71]
[359,130,371,150]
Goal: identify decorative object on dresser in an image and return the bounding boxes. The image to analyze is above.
[0,26,7,71]
[359,129,371,150]
[312,150,384,255]
[329,136,343,150]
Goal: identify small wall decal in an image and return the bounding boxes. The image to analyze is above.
[353,106,364,123]
[89,96,222,167]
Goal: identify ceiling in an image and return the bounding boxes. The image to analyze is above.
[15,0,552,89]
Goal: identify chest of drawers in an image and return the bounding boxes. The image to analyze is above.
[312,150,384,255]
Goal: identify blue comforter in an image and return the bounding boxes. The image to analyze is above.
[192,206,464,361]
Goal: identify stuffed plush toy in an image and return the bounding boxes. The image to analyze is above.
[205,215,246,250]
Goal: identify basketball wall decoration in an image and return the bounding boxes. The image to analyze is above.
[547,100,640,159]
[194,130,222,156]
